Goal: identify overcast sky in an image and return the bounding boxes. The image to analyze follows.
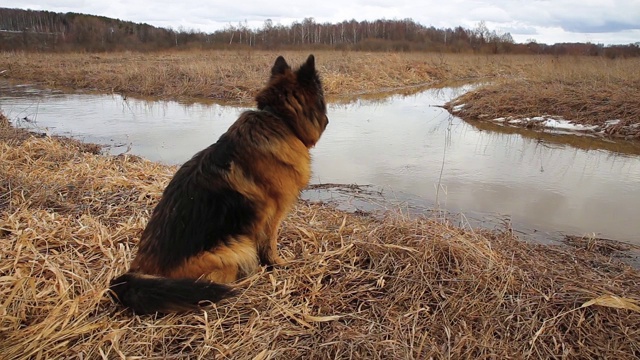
[3,0,639,45]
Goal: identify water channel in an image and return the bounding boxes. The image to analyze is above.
[2,82,639,248]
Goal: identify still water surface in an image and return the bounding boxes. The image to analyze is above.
[1,83,639,246]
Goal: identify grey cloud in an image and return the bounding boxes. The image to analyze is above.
[560,20,640,33]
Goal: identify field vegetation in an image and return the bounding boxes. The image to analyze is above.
[0,116,639,358]
[448,55,640,139]
[0,51,529,102]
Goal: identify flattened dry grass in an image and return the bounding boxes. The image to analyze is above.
[449,56,640,138]
[0,51,534,103]
[1,120,639,359]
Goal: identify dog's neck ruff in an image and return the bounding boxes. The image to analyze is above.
[259,104,310,145]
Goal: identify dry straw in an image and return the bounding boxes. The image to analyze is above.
[450,56,640,138]
[0,51,546,103]
[1,117,639,359]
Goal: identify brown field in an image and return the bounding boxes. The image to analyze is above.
[1,113,640,358]
[1,50,535,103]
[447,56,640,139]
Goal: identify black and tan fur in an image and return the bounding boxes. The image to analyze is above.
[109,55,328,314]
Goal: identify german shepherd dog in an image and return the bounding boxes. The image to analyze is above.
[109,55,328,314]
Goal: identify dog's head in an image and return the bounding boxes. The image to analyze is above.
[256,54,329,147]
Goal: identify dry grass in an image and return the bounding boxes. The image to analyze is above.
[1,118,639,359]
[0,51,535,103]
[448,56,640,138]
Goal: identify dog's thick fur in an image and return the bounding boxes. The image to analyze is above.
[109,55,328,314]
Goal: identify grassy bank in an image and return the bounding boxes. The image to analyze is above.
[1,115,639,358]
[447,56,640,139]
[1,51,536,103]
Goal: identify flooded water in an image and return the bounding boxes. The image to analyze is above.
[1,82,639,247]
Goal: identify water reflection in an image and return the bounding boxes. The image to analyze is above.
[467,119,640,156]
[1,82,639,246]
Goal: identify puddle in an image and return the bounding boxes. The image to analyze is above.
[1,81,639,253]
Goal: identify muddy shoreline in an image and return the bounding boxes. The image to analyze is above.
[447,100,640,141]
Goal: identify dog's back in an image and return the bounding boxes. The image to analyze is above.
[110,55,328,314]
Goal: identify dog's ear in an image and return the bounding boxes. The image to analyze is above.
[271,56,291,76]
[297,54,317,84]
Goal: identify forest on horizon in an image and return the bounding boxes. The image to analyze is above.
[1,7,639,57]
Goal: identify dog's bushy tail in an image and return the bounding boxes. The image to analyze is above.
[109,273,236,314]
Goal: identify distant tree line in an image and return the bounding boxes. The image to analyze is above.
[214,18,519,54]
[1,7,639,57]
[0,8,175,51]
